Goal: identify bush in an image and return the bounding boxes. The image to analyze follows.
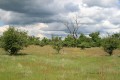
[78,42,91,49]
[39,41,46,47]
[1,27,28,55]
[0,41,3,48]
[39,37,50,47]
[102,37,118,56]
[63,35,76,47]
[89,32,101,47]
[51,36,63,54]
[28,36,40,45]
[0,37,3,48]
[77,34,92,47]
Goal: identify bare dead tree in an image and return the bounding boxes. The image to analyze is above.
[64,15,81,39]
[64,15,94,40]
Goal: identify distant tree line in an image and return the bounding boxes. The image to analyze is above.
[0,27,120,56]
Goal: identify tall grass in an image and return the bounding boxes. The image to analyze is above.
[0,45,120,80]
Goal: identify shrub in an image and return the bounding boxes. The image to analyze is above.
[89,32,101,47]
[39,37,50,47]
[1,27,28,55]
[102,37,118,56]
[0,37,3,48]
[63,35,76,47]
[77,34,92,47]
[78,42,91,49]
[51,36,63,54]
[28,36,40,45]
[39,41,46,47]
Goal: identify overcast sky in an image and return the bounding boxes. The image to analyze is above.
[0,0,120,38]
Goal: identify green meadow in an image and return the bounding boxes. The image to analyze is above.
[0,45,120,80]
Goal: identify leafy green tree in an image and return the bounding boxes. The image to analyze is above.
[77,33,91,48]
[51,36,63,54]
[111,33,120,49]
[1,27,28,55]
[78,42,91,49]
[102,36,118,56]
[28,36,40,45]
[39,37,50,47]
[0,36,3,48]
[63,35,77,47]
[112,33,120,39]
[77,34,91,43]
[89,32,101,47]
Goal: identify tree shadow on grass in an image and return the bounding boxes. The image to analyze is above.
[9,53,29,56]
[118,56,120,57]
[0,52,29,56]
[104,55,111,56]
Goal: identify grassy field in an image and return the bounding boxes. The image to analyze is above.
[0,45,120,80]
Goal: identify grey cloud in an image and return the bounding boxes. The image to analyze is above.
[83,0,120,7]
[64,2,80,12]
[0,0,120,38]
[42,22,66,31]
[78,21,120,36]
[0,0,55,17]
[0,0,80,24]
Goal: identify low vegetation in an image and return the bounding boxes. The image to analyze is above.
[0,27,120,55]
[51,36,63,54]
[0,27,120,80]
[0,46,120,80]
[102,36,119,56]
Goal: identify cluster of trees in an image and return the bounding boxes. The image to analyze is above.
[0,27,120,56]
[63,32,101,48]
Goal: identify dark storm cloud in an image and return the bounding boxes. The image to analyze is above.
[0,0,55,17]
[0,0,120,38]
[0,0,80,24]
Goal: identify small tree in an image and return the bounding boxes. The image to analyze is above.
[112,33,120,49]
[78,42,91,49]
[89,32,101,47]
[28,36,40,45]
[0,36,3,48]
[77,33,91,49]
[1,27,28,55]
[102,36,118,56]
[51,36,63,54]
[77,33,91,43]
[63,35,76,47]
[39,37,50,47]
